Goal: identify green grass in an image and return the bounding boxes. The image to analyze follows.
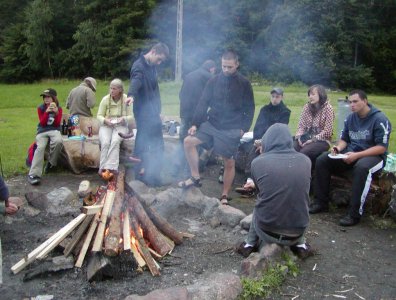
[239,253,299,300]
[0,80,395,177]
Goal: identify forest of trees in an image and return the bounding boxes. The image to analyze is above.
[0,0,395,92]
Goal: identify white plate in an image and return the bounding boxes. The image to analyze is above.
[328,153,348,159]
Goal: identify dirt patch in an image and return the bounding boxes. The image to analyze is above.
[1,166,396,299]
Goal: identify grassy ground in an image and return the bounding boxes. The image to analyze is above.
[0,80,395,177]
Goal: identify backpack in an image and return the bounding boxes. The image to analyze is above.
[26,142,37,167]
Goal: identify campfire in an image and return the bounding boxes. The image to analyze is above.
[11,166,190,281]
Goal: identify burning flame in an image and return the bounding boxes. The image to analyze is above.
[139,226,143,238]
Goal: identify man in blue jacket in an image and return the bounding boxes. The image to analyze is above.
[127,43,169,186]
[310,89,392,226]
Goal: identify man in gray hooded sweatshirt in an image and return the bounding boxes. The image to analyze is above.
[236,123,313,258]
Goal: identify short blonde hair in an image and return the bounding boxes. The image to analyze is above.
[110,78,124,92]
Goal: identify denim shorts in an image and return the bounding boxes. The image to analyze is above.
[195,121,241,159]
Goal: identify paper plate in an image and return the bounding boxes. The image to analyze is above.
[68,135,86,141]
[328,153,347,159]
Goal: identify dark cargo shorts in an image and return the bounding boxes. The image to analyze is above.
[195,121,241,159]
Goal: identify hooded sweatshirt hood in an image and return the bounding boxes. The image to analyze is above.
[262,123,294,153]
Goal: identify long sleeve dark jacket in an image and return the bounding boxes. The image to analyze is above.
[252,124,311,235]
[128,55,161,119]
[192,72,255,132]
[179,67,213,120]
[253,101,291,140]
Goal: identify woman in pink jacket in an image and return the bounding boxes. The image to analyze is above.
[294,84,334,168]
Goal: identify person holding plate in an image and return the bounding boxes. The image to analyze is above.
[97,79,133,177]
[294,84,334,169]
[310,89,392,226]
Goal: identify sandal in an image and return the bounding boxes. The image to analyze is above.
[219,195,231,205]
[178,176,202,189]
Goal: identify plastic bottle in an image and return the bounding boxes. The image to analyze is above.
[62,119,67,135]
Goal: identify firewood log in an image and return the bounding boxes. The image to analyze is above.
[92,190,115,252]
[128,196,173,256]
[64,215,94,256]
[142,201,184,245]
[104,166,125,256]
[129,213,160,276]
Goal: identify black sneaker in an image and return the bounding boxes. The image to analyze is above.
[27,175,41,185]
[235,241,255,258]
[290,243,315,259]
[339,215,360,226]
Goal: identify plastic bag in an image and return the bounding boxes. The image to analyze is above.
[383,154,396,173]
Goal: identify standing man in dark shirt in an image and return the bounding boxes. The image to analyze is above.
[178,50,255,204]
[127,43,169,186]
[310,89,392,226]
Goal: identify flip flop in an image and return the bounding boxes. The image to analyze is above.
[178,176,202,189]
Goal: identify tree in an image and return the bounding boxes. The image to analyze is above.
[24,0,55,78]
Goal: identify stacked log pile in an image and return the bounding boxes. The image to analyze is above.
[11,166,187,281]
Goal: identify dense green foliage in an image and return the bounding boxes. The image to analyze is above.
[239,253,299,299]
[0,0,395,92]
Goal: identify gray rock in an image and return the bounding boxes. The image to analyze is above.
[240,243,284,278]
[151,188,184,218]
[187,272,242,300]
[216,205,247,228]
[25,191,48,210]
[240,214,252,230]
[125,272,242,300]
[125,287,189,300]
[181,187,206,210]
[202,196,220,218]
[46,187,78,216]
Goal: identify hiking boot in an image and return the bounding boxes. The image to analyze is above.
[290,243,315,259]
[27,175,41,185]
[235,241,255,258]
[309,203,329,214]
[339,215,360,227]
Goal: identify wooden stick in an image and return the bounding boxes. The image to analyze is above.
[128,196,173,256]
[80,205,103,215]
[75,209,101,268]
[63,215,94,256]
[130,238,146,268]
[75,196,105,268]
[129,213,160,276]
[104,167,125,256]
[92,190,115,252]
[143,200,184,245]
[36,214,87,260]
[11,214,85,274]
[123,210,131,251]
